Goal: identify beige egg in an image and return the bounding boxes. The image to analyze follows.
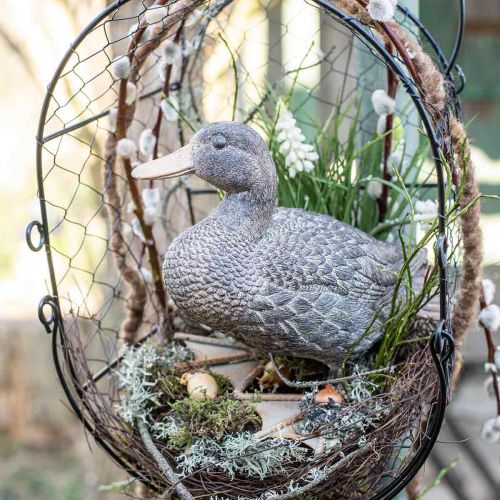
[183,372,218,400]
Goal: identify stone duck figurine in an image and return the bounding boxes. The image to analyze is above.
[132,122,427,367]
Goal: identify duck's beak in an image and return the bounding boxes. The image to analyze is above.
[131,144,195,180]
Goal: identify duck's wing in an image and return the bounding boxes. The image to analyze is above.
[255,207,409,301]
[241,208,426,363]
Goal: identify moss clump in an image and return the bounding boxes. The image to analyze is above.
[165,425,193,449]
[166,397,261,448]
[116,342,262,449]
[210,372,233,395]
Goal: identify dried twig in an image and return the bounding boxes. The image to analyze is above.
[102,137,147,344]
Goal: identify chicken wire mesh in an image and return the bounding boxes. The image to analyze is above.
[28,0,466,497]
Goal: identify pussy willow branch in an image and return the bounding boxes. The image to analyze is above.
[336,0,482,376]
[116,78,168,341]
[378,42,398,222]
[354,1,421,84]
[103,101,146,344]
[113,0,206,342]
[151,21,185,168]
[480,291,500,415]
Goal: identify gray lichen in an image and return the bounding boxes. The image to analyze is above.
[115,342,193,424]
[178,432,307,480]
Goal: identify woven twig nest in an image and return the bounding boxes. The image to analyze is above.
[32,1,482,498]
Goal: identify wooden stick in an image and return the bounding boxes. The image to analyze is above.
[174,353,256,370]
[137,420,194,500]
[174,332,251,350]
[232,391,303,402]
[253,413,303,439]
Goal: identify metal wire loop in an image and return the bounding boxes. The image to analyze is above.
[25,220,45,252]
[38,295,60,334]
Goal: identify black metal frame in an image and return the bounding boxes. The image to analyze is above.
[26,0,466,497]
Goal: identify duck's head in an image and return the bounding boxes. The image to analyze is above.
[132,122,276,199]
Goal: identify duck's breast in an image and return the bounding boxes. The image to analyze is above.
[164,220,257,331]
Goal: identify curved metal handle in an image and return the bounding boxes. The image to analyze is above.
[26,220,45,252]
[446,0,465,76]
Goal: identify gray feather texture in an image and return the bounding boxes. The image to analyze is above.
[164,122,427,365]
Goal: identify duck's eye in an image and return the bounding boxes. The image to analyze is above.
[212,135,227,150]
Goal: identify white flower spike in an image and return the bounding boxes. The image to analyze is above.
[371,89,396,116]
[275,101,318,178]
[111,56,130,80]
[483,279,496,306]
[116,138,136,159]
[139,129,157,158]
[367,0,397,22]
[479,304,500,332]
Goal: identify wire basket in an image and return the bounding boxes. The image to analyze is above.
[27,1,482,498]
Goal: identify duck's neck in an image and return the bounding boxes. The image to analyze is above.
[210,173,277,239]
